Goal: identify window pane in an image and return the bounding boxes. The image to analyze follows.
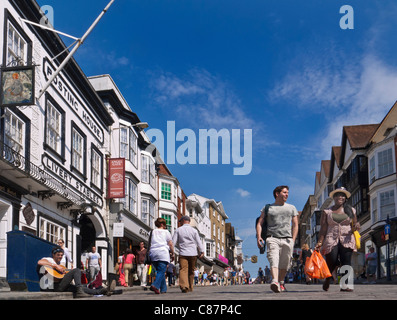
[380,190,395,220]
[378,149,393,178]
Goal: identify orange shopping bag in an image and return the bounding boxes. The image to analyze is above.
[304,250,331,279]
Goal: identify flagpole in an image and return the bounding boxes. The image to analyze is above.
[37,0,115,99]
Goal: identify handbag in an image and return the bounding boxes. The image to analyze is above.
[352,220,361,249]
[353,230,361,249]
[304,250,331,279]
[144,230,152,265]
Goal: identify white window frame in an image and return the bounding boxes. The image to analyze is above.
[369,143,396,183]
[129,129,137,166]
[39,217,65,244]
[141,198,155,227]
[378,148,394,178]
[206,243,211,257]
[91,149,101,188]
[379,188,396,221]
[371,196,378,224]
[141,154,156,189]
[127,179,137,215]
[369,156,376,184]
[4,109,24,153]
[141,155,149,183]
[6,21,27,66]
[46,100,62,154]
[120,127,137,166]
[72,128,84,172]
[120,127,128,159]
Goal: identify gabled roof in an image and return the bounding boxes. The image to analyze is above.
[340,124,379,167]
[328,146,342,183]
[369,100,397,144]
[331,146,342,168]
[343,124,379,149]
[321,160,331,179]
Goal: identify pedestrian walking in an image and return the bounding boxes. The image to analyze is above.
[257,267,264,284]
[135,241,148,287]
[86,246,101,284]
[172,215,205,293]
[166,262,175,286]
[264,266,271,283]
[122,248,135,287]
[148,218,175,294]
[365,247,377,284]
[299,244,313,284]
[194,267,199,285]
[223,269,229,286]
[315,187,360,292]
[256,185,299,293]
[245,271,250,284]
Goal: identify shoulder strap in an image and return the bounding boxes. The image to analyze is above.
[148,230,153,250]
[264,204,270,216]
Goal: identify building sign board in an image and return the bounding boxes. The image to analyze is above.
[42,154,103,207]
[108,158,125,198]
[113,223,124,237]
[43,57,104,143]
[1,65,35,107]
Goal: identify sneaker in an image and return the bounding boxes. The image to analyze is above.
[280,282,287,292]
[270,281,280,293]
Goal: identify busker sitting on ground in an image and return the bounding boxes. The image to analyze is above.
[37,247,120,298]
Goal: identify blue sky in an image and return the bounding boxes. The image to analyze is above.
[37,0,397,277]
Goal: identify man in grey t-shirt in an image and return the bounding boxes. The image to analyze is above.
[256,185,298,293]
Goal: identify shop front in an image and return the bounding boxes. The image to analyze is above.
[369,219,397,279]
[113,211,151,266]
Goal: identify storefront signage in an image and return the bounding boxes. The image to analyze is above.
[42,154,103,207]
[43,57,104,144]
[1,65,35,107]
[139,228,150,239]
[113,223,124,237]
[108,158,125,198]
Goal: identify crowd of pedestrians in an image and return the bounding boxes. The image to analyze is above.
[38,185,379,298]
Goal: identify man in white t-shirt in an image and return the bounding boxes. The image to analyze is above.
[86,246,101,282]
[256,185,299,293]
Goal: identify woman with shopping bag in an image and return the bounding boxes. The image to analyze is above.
[315,187,360,292]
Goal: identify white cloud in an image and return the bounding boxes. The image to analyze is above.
[236,188,250,198]
[269,52,397,159]
[150,68,277,150]
[152,69,255,129]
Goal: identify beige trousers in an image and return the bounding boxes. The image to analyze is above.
[179,256,197,292]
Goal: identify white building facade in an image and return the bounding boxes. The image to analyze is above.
[0,0,113,279]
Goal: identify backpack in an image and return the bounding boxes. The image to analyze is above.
[256,204,270,241]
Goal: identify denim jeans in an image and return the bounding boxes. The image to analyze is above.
[152,261,168,293]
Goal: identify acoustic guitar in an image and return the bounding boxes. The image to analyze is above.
[43,265,70,279]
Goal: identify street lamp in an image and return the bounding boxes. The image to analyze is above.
[132,122,149,129]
